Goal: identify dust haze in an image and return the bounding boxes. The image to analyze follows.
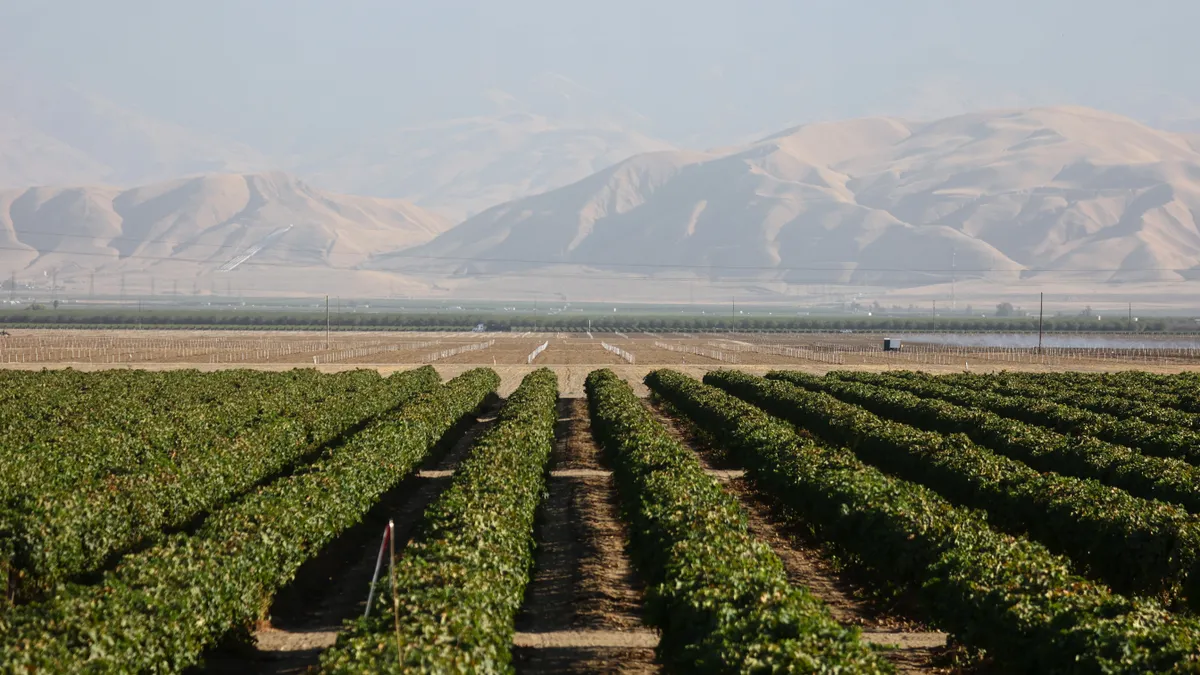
[3,1,1200,310]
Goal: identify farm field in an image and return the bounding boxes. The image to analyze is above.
[5,328,1200,398]
[4,363,1200,671]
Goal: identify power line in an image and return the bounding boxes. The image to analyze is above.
[9,226,1200,275]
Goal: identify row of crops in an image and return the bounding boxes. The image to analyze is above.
[1,367,444,600]
[646,369,1200,672]
[0,366,505,671]
[4,364,1200,672]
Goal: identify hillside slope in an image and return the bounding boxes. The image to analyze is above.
[371,107,1200,298]
[0,172,451,296]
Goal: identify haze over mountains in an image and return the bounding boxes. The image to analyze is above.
[377,107,1200,302]
[293,112,672,222]
[0,71,671,222]
[6,71,1200,305]
[0,70,268,187]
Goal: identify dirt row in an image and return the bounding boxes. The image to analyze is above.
[512,398,658,673]
[196,399,501,674]
[646,402,955,674]
[194,395,660,674]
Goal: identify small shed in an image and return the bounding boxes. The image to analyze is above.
[883,337,901,352]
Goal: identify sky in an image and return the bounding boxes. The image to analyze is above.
[2,0,1198,149]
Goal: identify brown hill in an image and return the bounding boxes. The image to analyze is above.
[369,107,1200,303]
[0,172,451,297]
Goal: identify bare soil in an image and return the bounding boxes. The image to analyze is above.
[6,330,1200,383]
[194,399,500,675]
[512,398,659,674]
[647,401,955,674]
[537,338,627,366]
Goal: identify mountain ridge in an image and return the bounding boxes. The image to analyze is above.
[8,105,1200,304]
[370,105,1200,296]
[0,171,451,296]
[0,70,677,222]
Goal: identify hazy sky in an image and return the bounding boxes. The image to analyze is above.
[2,0,1197,148]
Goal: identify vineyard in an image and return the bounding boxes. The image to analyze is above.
[6,329,1200,372]
[2,365,1200,673]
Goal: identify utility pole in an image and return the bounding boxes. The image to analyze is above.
[50,269,57,307]
[950,247,957,312]
[325,295,330,349]
[89,272,95,299]
[932,300,936,329]
[1038,292,1044,354]
[1128,302,1133,332]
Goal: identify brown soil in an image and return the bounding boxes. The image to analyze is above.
[435,338,546,365]
[647,401,953,674]
[195,400,500,675]
[512,398,659,674]
[537,339,627,366]
[594,338,736,366]
[7,329,1200,376]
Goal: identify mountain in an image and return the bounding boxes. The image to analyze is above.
[0,69,672,221]
[0,172,451,296]
[292,112,674,221]
[0,70,268,188]
[368,107,1200,301]
[9,97,1200,305]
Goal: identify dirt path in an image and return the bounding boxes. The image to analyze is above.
[539,339,627,366]
[647,401,952,674]
[512,398,660,674]
[195,400,501,675]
